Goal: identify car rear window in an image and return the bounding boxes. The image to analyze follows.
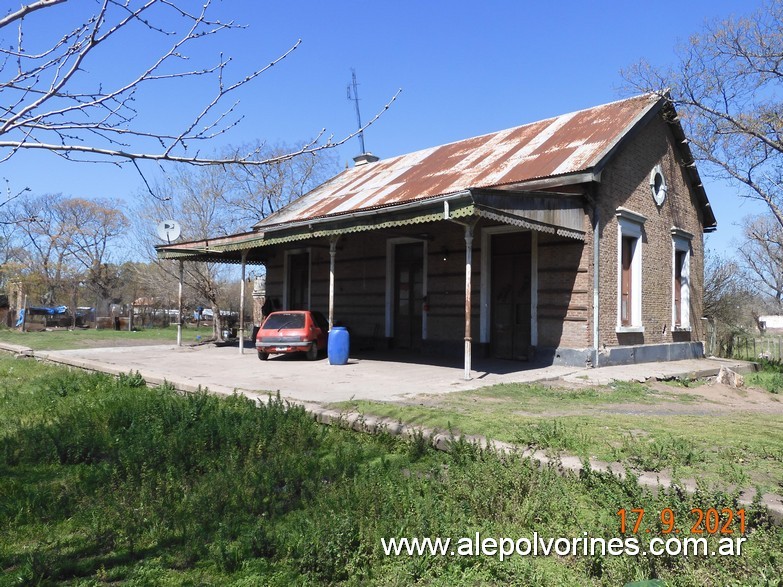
[262,313,305,329]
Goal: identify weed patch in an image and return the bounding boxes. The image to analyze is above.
[516,419,591,456]
[619,434,704,472]
[1,356,782,585]
[746,359,783,394]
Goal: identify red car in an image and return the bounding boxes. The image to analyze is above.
[255,310,329,361]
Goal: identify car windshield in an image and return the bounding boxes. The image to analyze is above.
[263,313,305,330]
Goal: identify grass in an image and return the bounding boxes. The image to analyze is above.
[746,359,783,394]
[1,356,782,585]
[333,382,783,494]
[0,326,214,350]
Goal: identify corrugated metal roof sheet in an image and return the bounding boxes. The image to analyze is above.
[255,93,662,230]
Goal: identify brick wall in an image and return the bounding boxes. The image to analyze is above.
[536,232,590,349]
[591,113,706,348]
[262,222,482,347]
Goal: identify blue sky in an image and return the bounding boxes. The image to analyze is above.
[2,0,763,255]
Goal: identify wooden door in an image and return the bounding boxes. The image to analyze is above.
[393,243,423,350]
[288,252,310,310]
[491,232,531,360]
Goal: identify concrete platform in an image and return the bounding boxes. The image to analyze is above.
[20,342,754,404]
[32,343,578,403]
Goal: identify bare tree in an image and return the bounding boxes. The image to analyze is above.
[703,247,760,355]
[624,0,783,227]
[223,142,338,226]
[0,1,400,180]
[5,193,128,308]
[135,166,236,341]
[739,214,783,310]
[704,249,748,321]
[55,197,129,312]
[133,141,335,340]
[12,194,74,304]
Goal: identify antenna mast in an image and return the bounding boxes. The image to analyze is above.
[347,68,366,154]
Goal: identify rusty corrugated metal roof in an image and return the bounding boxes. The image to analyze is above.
[255,93,663,230]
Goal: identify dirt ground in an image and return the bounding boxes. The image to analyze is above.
[406,375,783,418]
[642,378,783,414]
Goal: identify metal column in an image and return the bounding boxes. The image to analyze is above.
[463,224,474,380]
[239,250,248,354]
[328,236,339,329]
[177,261,183,346]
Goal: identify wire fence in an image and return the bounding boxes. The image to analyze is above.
[724,335,783,361]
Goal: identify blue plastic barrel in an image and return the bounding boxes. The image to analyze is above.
[328,327,350,365]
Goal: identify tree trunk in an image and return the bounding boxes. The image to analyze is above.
[211,302,223,342]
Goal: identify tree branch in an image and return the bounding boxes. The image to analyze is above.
[0,0,67,29]
[0,2,400,172]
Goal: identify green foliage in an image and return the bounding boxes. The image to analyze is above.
[0,356,781,585]
[620,434,704,472]
[516,419,590,455]
[336,380,783,494]
[746,359,783,394]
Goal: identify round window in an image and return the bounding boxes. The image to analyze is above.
[650,165,667,206]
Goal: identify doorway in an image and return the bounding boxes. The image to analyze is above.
[491,231,531,359]
[393,242,424,350]
[286,251,310,310]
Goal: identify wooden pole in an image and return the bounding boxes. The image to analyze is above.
[239,251,247,354]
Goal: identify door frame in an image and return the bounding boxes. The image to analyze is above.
[385,237,428,340]
[480,226,538,347]
[282,248,311,310]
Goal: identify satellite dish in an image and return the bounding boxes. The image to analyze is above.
[156,220,181,244]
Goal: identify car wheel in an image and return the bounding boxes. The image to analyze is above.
[258,351,268,361]
[305,344,318,361]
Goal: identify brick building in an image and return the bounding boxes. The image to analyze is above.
[158,93,716,370]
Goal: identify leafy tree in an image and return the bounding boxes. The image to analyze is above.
[625,0,783,227]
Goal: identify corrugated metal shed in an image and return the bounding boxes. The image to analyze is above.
[255,93,662,230]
